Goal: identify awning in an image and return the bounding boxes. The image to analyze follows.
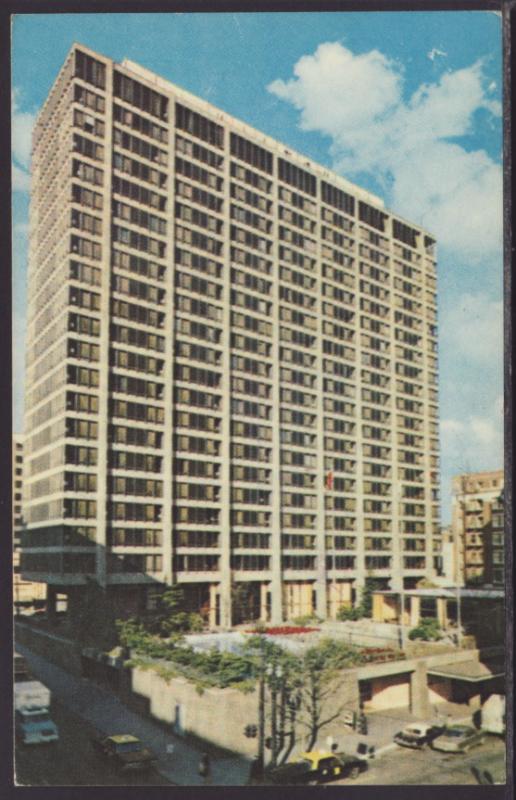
[427,660,504,683]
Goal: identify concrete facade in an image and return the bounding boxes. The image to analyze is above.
[22,43,439,626]
[451,471,504,587]
[13,435,46,608]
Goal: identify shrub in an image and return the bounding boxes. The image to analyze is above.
[336,605,363,621]
[292,614,322,626]
[408,618,442,641]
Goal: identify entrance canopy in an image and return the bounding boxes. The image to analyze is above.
[427,660,504,683]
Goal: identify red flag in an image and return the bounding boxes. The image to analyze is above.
[325,471,334,490]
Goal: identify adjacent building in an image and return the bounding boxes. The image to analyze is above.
[13,435,46,608]
[21,44,440,627]
[451,470,504,587]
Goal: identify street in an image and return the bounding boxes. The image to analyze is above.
[15,698,172,787]
[338,736,506,786]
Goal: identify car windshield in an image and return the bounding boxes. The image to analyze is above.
[27,713,51,723]
[115,741,142,753]
[444,728,469,738]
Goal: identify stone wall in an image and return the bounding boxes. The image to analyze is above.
[130,662,360,755]
[15,621,83,676]
[131,666,260,756]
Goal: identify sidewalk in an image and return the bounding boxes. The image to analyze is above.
[16,642,251,786]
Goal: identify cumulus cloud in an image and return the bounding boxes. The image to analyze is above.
[12,88,36,193]
[440,292,503,367]
[440,394,504,474]
[268,42,502,263]
[12,163,31,192]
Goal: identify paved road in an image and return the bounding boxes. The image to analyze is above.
[15,698,172,787]
[337,735,506,785]
[15,642,251,786]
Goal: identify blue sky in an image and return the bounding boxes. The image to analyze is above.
[12,11,504,522]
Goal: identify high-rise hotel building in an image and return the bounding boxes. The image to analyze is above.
[22,44,440,627]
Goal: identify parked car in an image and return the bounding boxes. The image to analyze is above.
[430,725,485,753]
[91,734,156,771]
[393,722,445,749]
[265,749,367,785]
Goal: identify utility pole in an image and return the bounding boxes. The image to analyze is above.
[257,639,265,776]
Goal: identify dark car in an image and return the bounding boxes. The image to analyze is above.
[393,722,445,749]
[265,749,367,785]
[91,734,157,771]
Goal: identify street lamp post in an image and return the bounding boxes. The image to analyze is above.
[257,640,266,775]
[266,662,284,767]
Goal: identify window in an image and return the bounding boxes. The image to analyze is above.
[279,159,316,195]
[230,133,272,173]
[321,182,355,215]
[176,103,223,148]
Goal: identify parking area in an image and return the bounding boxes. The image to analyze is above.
[336,735,506,785]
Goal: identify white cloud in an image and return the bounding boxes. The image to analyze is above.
[440,292,503,367]
[12,88,36,196]
[268,43,502,264]
[428,48,447,61]
[12,163,31,192]
[12,88,36,169]
[440,394,503,475]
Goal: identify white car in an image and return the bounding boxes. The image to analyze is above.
[393,722,445,749]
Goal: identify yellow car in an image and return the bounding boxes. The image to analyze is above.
[266,749,367,785]
[91,733,156,771]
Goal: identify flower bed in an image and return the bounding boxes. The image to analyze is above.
[359,647,404,663]
[246,625,320,636]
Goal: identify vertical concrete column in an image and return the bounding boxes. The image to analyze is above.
[209,584,218,628]
[161,88,176,589]
[409,595,421,627]
[314,176,328,621]
[218,120,233,629]
[95,54,114,589]
[372,592,384,622]
[47,585,58,619]
[260,583,269,621]
[410,661,431,717]
[436,597,447,628]
[269,155,283,624]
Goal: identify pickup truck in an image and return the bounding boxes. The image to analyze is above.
[91,734,157,772]
[265,749,367,785]
[14,681,59,745]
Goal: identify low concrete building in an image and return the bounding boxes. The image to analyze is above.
[372,586,505,648]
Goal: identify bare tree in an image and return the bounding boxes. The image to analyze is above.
[297,639,360,751]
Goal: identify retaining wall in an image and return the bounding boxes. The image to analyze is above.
[15,621,82,676]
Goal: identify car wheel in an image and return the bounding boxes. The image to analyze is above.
[349,766,360,780]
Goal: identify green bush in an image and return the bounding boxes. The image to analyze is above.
[292,614,322,626]
[408,618,442,641]
[336,605,363,621]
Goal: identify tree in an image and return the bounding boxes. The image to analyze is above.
[298,639,362,750]
[146,585,203,638]
[408,618,442,641]
[359,577,383,618]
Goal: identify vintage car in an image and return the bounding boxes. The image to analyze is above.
[91,733,157,771]
[265,749,367,785]
[393,722,445,749]
[430,725,485,753]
